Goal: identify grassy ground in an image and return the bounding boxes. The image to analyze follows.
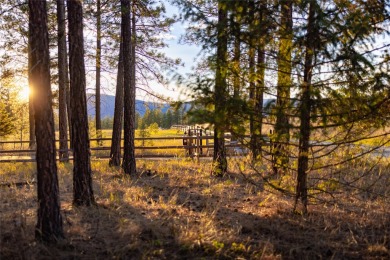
[0,129,190,159]
[0,157,389,259]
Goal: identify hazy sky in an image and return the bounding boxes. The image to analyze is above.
[145,3,202,102]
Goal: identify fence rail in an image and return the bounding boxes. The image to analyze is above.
[0,134,271,163]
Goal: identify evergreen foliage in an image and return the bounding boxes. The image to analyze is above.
[0,101,14,137]
[136,107,187,129]
[175,0,390,212]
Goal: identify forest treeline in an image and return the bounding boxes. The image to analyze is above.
[0,0,389,243]
[92,107,187,130]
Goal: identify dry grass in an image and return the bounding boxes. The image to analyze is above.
[0,158,389,259]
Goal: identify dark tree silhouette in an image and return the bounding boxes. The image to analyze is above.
[121,0,136,175]
[67,0,95,206]
[274,0,293,174]
[109,39,124,167]
[211,0,228,176]
[57,0,69,161]
[27,18,35,149]
[28,0,64,242]
[95,0,102,142]
[295,1,316,214]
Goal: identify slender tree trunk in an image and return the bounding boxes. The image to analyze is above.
[109,40,124,167]
[295,0,316,214]
[95,0,102,144]
[248,1,262,160]
[212,0,228,176]
[28,23,35,149]
[57,0,69,161]
[233,35,240,99]
[274,0,293,174]
[131,4,136,112]
[254,39,265,160]
[255,3,267,162]
[28,0,64,242]
[60,0,72,150]
[67,0,95,206]
[231,6,241,99]
[122,0,136,175]
[130,2,136,150]
[66,53,72,149]
[28,98,35,148]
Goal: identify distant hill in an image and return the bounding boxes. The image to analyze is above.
[86,94,170,118]
[86,94,275,118]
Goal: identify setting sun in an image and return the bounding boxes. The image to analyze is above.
[18,85,31,102]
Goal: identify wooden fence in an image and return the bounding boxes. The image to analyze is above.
[0,134,264,163]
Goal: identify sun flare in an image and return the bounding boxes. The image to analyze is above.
[18,85,31,101]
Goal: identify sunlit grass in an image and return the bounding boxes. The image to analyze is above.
[0,156,389,258]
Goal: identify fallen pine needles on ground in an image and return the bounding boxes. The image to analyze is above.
[0,159,389,259]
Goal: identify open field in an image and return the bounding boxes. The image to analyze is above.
[0,129,185,150]
[1,158,389,259]
[0,128,252,161]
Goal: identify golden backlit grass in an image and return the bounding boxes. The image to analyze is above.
[0,157,389,259]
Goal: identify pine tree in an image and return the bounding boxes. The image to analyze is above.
[28,0,64,242]
[211,0,228,176]
[122,0,137,175]
[109,39,124,167]
[274,0,293,174]
[0,101,14,137]
[292,0,389,213]
[67,0,95,206]
[295,0,316,214]
[57,0,69,161]
[95,0,102,143]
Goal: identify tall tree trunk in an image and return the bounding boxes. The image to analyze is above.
[130,2,136,149]
[248,0,262,160]
[28,0,64,242]
[231,6,241,99]
[254,3,267,162]
[95,0,102,144]
[274,0,293,174]
[57,0,69,161]
[109,40,124,167]
[28,23,35,149]
[66,53,72,149]
[28,97,35,148]
[295,0,316,214]
[254,39,265,160]
[122,0,136,175]
[212,0,228,176]
[67,0,95,206]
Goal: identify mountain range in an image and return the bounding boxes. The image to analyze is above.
[86,94,275,119]
[86,94,170,118]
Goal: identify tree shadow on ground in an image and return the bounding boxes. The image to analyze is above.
[1,162,389,259]
[106,167,390,259]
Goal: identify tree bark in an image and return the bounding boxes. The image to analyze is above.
[57,0,69,161]
[231,6,241,99]
[274,0,293,174]
[122,0,136,175]
[66,51,72,149]
[295,0,316,214]
[95,0,102,144]
[252,2,266,161]
[28,0,64,242]
[28,20,35,149]
[254,40,265,160]
[67,0,95,206]
[28,96,35,148]
[109,40,124,167]
[247,1,259,160]
[212,0,228,176]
